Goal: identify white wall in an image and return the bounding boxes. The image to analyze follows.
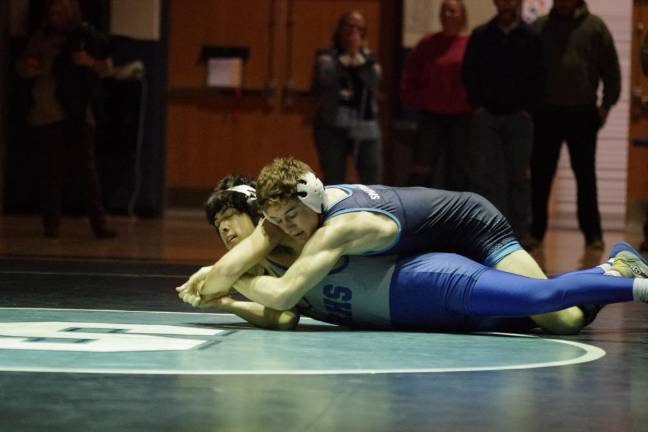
[110,0,161,41]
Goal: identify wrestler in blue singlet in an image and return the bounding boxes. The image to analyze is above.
[267,252,638,331]
[323,185,521,266]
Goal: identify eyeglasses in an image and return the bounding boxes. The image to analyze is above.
[342,24,367,34]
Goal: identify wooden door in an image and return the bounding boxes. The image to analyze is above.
[165,0,385,199]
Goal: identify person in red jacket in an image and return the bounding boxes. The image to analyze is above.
[400,0,471,190]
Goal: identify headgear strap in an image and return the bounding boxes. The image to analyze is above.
[226,185,257,205]
[296,172,324,214]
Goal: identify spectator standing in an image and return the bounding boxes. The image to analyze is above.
[15,0,116,238]
[312,10,383,184]
[530,0,621,251]
[401,0,471,190]
[639,29,648,253]
[462,0,544,242]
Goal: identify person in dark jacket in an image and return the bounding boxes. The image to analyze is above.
[530,0,621,251]
[639,28,648,253]
[462,0,544,244]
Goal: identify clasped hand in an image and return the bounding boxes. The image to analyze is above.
[175,265,227,307]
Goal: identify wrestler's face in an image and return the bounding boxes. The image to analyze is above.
[213,208,256,250]
[263,198,320,244]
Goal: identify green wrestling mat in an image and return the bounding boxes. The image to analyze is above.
[0,308,604,374]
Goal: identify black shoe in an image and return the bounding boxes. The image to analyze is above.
[641,240,648,253]
[94,228,118,239]
[585,239,605,251]
[579,304,606,327]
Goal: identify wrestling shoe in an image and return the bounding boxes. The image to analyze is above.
[608,241,648,278]
[608,240,643,260]
[578,304,606,327]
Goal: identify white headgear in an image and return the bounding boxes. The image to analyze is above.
[226,185,257,206]
[296,172,324,214]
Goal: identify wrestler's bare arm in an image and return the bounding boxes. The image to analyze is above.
[200,296,300,330]
[228,212,397,310]
[177,219,285,301]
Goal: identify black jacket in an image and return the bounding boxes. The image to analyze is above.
[462,19,545,114]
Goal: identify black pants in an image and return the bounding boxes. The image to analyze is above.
[35,121,107,235]
[530,107,602,242]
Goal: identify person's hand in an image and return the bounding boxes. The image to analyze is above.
[72,50,96,68]
[22,56,42,78]
[176,265,212,307]
[598,106,609,128]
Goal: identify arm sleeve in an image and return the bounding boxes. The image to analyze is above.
[461,33,482,109]
[400,42,424,109]
[525,32,546,113]
[14,34,40,78]
[598,23,621,109]
[313,53,337,91]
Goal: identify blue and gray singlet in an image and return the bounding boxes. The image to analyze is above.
[267,251,634,332]
[266,254,536,331]
[323,185,522,266]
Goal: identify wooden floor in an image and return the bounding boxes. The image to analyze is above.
[0,211,644,274]
[1,211,648,432]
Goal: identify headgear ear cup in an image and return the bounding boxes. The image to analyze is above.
[296,172,324,214]
[226,185,257,206]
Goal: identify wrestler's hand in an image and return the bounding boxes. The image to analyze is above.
[176,265,212,307]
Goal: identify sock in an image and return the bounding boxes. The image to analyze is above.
[633,279,648,302]
[598,262,625,277]
[598,263,612,273]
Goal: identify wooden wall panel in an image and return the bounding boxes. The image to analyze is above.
[167,0,273,88]
[165,98,319,189]
[290,0,381,90]
[165,0,387,193]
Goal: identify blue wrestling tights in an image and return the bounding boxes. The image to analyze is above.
[469,267,636,316]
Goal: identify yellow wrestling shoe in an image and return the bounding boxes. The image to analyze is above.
[611,249,648,279]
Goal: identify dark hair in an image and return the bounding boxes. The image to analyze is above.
[205,174,260,229]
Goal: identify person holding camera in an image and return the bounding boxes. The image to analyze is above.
[15,0,116,238]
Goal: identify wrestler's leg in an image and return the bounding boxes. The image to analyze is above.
[495,250,586,334]
[468,266,645,317]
